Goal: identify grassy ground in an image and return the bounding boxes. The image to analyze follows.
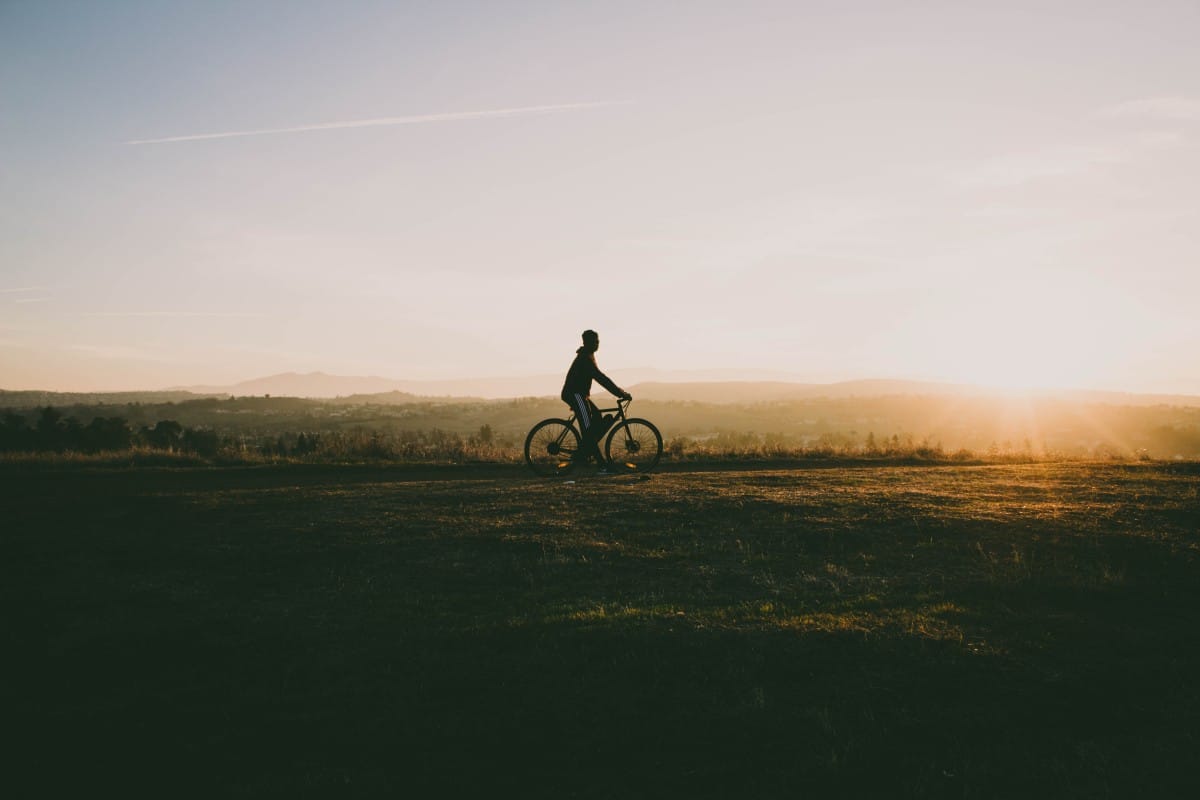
[5,462,1199,798]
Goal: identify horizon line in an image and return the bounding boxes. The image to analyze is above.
[3,374,1198,400]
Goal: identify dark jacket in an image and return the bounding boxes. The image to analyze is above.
[561,348,623,402]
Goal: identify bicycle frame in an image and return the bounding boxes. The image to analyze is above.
[557,397,632,449]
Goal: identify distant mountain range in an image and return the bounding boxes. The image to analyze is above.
[164,370,1200,407]
[170,369,810,400]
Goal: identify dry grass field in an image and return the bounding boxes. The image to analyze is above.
[5,461,1199,797]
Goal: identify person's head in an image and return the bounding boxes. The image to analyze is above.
[581,329,599,353]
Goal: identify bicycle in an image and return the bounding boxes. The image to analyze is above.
[524,397,663,477]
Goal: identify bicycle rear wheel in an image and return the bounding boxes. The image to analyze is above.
[605,418,663,473]
[524,419,581,477]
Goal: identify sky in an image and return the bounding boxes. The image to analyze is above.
[3,0,1199,394]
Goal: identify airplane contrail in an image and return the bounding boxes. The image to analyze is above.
[82,311,265,317]
[127,102,619,145]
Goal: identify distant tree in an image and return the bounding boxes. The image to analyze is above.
[81,417,132,452]
[182,427,220,457]
[63,417,84,450]
[36,406,62,432]
[468,424,495,447]
[144,420,184,450]
[0,412,31,452]
[294,433,320,456]
[36,406,63,437]
[35,407,67,451]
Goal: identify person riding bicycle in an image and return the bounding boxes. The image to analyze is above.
[561,329,631,468]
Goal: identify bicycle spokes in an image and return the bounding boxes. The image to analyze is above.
[524,419,582,477]
[605,419,662,473]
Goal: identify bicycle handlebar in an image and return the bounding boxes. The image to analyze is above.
[596,395,632,414]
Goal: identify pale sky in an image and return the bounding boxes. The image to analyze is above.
[3,0,1199,393]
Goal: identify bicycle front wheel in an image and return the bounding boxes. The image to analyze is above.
[524,419,581,477]
[605,418,663,473]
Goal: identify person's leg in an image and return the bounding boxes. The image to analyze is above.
[569,393,604,464]
[585,399,606,463]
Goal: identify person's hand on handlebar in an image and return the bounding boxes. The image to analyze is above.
[620,391,632,401]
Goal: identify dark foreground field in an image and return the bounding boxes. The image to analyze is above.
[5,462,1200,798]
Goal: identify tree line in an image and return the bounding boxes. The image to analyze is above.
[0,407,500,461]
[0,407,220,456]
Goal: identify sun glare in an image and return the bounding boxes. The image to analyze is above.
[951,328,1103,393]
[918,276,1128,393]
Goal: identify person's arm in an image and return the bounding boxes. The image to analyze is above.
[591,359,630,399]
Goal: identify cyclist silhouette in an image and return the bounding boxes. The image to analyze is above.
[561,329,631,469]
